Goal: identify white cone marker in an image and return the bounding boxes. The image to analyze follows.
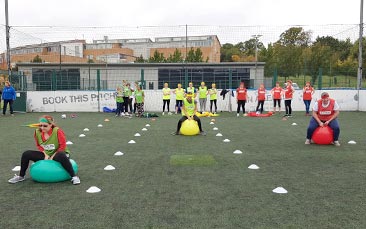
[213,127,218,130]
[79,134,86,137]
[134,133,141,137]
[128,140,136,144]
[248,164,259,169]
[142,128,148,131]
[233,150,242,154]
[272,187,288,194]
[223,139,231,142]
[114,151,124,156]
[210,122,214,125]
[97,124,103,127]
[216,133,223,137]
[348,140,356,144]
[66,141,73,145]
[12,166,20,172]
[145,124,150,127]
[83,128,90,131]
[292,123,297,126]
[86,186,101,193]
[104,165,116,170]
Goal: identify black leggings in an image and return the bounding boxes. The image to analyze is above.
[237,100,246,113]
[163,99,170,112]
[285,100,292,115]
[123,97,132,113]
[210,100,217,113]
[256,100,264,113]
[176,115,203,133]
[19,150,75,177]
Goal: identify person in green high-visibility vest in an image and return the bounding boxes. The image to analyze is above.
[186,82,196,98]
[162,82,171,115]
[209,83,218,113]
[115,86,124,117]
[122,81,134,116]
[8,115,80,185]
[134,84,145,117]
[173,83,185,114]
[171,92,206,136]
[198,81,208,114]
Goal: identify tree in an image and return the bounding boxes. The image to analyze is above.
[185,48,204,62]
[166,49,183,63]
[148,50,165,63]
[134,55,146,63]
[277,27,312,47]
[32,55,42,63]
[220,43,241,62]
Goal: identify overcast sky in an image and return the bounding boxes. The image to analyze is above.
[0,0,364,49]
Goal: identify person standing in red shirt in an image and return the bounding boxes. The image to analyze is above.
[284,80,295,117]
[303,82,314,116]
[271,82,283,114]
[236,82,247,117]
[256,83,266,114]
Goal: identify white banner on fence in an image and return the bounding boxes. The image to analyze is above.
[27,89,363,112]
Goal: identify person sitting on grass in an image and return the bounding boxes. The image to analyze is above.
[171,92,206,136]
[8,115,81,184]
[305,92,341,146]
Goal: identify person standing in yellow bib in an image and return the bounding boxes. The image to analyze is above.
[173,83,185,114]
[162,83,171,115]
[198,82,208,114]
[209,83,218,113]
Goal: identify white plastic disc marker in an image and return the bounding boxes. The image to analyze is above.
[86,186,101,193]
[114,151,124,156]
[248,164,259,169]
[104,165,116,170]
[272,187,288,194]
[12,166,20,172]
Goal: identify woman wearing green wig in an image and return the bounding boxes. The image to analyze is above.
[8,115,81,185]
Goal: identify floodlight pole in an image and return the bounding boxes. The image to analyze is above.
[357,0,364,111]
[5,0,11,78]
[252,35,262,86]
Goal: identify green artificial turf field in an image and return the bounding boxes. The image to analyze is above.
[1,111,365,228]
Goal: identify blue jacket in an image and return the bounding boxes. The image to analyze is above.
[2,86,16,100]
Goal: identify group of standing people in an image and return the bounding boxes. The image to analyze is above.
[161,82,218,115]
[236,80,315,118]
[115,81,145,117]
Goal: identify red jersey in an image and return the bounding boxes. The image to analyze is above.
[317,99,335,121]
[236,87,247,100]
[271,87,282,100]
[284,85,294,100]
[257,88,266,101]
[303,87,314,100]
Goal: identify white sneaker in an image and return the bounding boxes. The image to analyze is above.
[236,113,239,117]
[333,141,341,146]
[120,113,125,117]
[168,112,172,115]
[305,139,311,145]
[8,174,25,184]
[162,112,165,116]
[71,176,81,185]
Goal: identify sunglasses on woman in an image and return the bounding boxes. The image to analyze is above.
[39,124,49,128]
